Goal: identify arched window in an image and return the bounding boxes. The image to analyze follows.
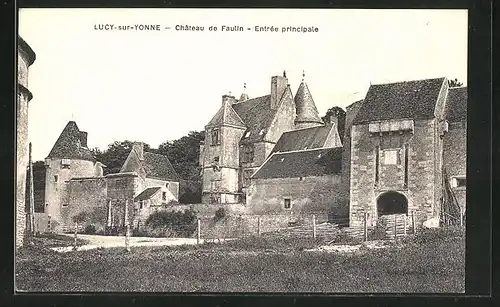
[377,191,408,216]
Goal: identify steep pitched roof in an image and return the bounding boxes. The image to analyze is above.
[352,78,446,125]
[252,147,342,179]
[46,121,95,161]
[206,101,246,128]
[232,95,276,143]
[294,81,323,125]
[134,187,161,201]
[120,149,180,181]
[143,152,180,181]
[445,87,467,122]
[271,125,340,153]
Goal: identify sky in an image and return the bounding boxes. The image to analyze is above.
[19,8,468,161]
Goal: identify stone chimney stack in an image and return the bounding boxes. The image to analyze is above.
[270,71,288,110]
[222,92,237,105]
[79,131,88,148]
[133,142,144,161]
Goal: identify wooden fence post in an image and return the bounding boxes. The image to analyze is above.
[73,222,78,251]
[197,218,201,245]
[363,212,368,242]
[312,215,317,240]
[393,214,397,240]
[411,210,416,234]
[257,216,261,237]
[124,199,130,252]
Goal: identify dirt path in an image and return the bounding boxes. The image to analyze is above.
[50,234,206,253]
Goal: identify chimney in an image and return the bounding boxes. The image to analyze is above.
[222,92,237,105]
[79,131,88,147]
[270,73,288,109]
[133,142,144,161]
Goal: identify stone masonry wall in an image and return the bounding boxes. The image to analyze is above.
[349,119,439,230]
[65,177,107,231]
[44,158,95,231]
[16,41,34,248]
[247,175,344,215]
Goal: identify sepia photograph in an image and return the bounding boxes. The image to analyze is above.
[16,8,467,293]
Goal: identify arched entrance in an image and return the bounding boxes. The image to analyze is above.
[377,191,408,216]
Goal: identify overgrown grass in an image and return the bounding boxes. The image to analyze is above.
[15,227,465,293]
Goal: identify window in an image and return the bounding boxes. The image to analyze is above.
[284,198,291,209]
[214,156,219,163]
[211,128,220,146]
[384,150,398,165]
[165,182,169,188]
[451,176,466,188]
[162,192,167,201]
[140,201,144,209]
[242,145,254,163]
[62,203,68,208]
[375,146,380,184]
[54,175,58,182]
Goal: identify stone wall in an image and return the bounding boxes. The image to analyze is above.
[247,175,345,216]
[64,177,107,231]
[44,158,95,230]
[16,37,35,248]
[349,119,440,230]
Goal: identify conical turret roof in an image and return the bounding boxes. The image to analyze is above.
[294,78,323,125]
[46,121,95,161]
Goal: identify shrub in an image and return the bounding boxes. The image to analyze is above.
[213,208,226,222]
[84,224,96,234]
[144,209,197,237]
[409,226,465,245]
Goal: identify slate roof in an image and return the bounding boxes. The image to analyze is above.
[445,87,467,122]
[46,121,95,161]
[294,82,324,124]
[206,101,246,128]
[252,147,343,179]
[271,125,333,153]
[134,187,161,201]
[352,78,446,125]
[232,95,276,143]
[142,152,180,182]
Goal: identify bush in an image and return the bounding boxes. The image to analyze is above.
[144,209,197,237]
[213,208,226,222]
[84,224,96,234]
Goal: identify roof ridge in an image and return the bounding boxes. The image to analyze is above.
[231,94,271,106]
[370,77,446,86]
[273,146,338,155]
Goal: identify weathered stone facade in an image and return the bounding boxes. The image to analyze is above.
[201,72,332,205]
[16,37,36,248]
[43,126,180,232]
[347,78,457,231]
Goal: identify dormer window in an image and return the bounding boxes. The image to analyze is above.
[61,159,71,169]
[211,128,220,146]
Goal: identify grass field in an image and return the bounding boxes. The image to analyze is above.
[15,227,465,293]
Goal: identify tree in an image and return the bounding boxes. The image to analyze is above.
[322,106,346,143]
[25,160,46,213]
[448,78,463,88]
[157,131,205,203]
[92,141,153,175]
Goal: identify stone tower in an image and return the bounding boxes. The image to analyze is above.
[200,96,247,204]
[294,71,324,129]
[44,121,99,231]
[17,36,36,248]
